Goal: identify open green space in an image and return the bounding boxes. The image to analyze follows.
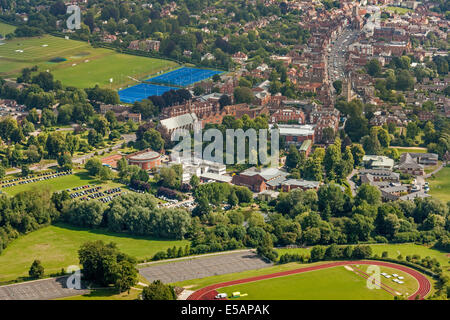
[219,266,394,300]
[0,170,98,196]
[428,166,450,203]
[59,287,143,300]
[0,34,177,88]
[384,6,413,14]
[0,22,16,36]
[388,146,427,154]
[0,223,189,283]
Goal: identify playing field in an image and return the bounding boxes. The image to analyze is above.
[428,166,450,203]
[118,83,178,103]
[146,67,223,86]
[0,223,189,283]
[276,243,449,276]
[0,34,177,88]
[215,265,413,300]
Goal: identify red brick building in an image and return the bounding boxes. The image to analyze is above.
[126,149,162,170]
[270,108,305,124]
[231,174,267,192]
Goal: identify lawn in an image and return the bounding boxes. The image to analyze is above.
[428,166,450,203]
[388,146,427,154]
[384,6,413,14]
[0,21,16,36]
[0,34,177,89]
[59,288,142,300]
[0,223,189,283]
[0,170,98,196]
[219,266,395,300]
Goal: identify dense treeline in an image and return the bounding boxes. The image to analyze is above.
[269,184,450,247]
[62,193,191,239]
[278,244,373,264]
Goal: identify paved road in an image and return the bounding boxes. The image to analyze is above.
[0,276,89,300]
[138,249,253,267]
[139,250,272,284]
[327,28,359,89]
[346,168,358,196]
[425,162,445,178]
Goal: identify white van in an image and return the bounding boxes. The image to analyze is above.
[215,293,227,299]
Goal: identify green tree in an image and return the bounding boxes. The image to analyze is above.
[355,184,381,207]
[29,260,44,279]
[78,240,136,287]
[233,86,254,104]
[366,59,381,76]
[333,80,343,95]
[189,174,200,189]
[85,158,103,177]
[350,144,365,166]
[114,260,138,293]
[310,245,326,261]
[58,152,73,170]
[377,127,391,148]
[286,144,301,170]
[142,280,176,300]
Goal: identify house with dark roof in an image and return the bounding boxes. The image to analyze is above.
[402,152,438,166]
[397,153,425,176]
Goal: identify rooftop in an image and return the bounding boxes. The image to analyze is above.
[160,113,198,131]
[271,124,315,136]
[127,149,161,161]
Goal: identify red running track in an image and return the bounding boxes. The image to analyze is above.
[187,260,431,300]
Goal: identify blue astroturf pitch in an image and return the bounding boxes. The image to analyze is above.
[118,83,178,103]
[146,67,223,86]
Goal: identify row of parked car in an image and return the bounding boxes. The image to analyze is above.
[128,187,145,194]
[70,186,102,199]
[104,187,121,195]
[78,187,123,202]
[71,184,92,192]
[98,192,126,203]
[1,170,73,188]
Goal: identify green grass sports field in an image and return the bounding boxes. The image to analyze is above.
[276,243,449,276]
[0,34,177,88]
[218,265,406,300]
[0,223,189,283]
[429,166,450,203]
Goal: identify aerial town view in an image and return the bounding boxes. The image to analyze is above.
[0,0,449,311]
